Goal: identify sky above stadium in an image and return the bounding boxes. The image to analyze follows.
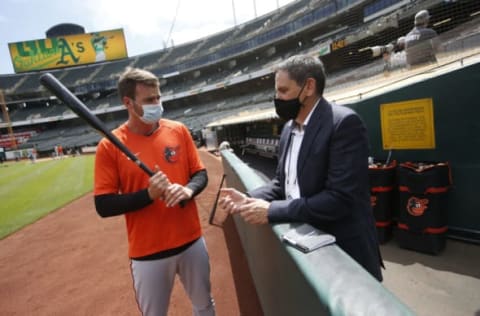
[0,0,295,75]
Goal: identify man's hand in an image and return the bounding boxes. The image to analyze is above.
[219,188,270,225]
[164,184,193,207]
[148,169,170,200]
[237,199,270,225]
[219,188,248,214]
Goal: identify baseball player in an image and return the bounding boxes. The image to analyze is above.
[94,67,215,316]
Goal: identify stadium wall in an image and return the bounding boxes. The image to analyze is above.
[351,59,480,242]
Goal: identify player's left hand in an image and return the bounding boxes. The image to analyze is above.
[164,183,193,207]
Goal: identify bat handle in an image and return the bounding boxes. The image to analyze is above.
[136,160,155,177]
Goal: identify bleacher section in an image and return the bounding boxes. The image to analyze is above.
[193,31,234,56]
[1,0,479,156]
[86,93,122,110]
[132,50,169,70]
[60,65,98,86]
[93,58,135,83]
[0,75,22,93]
[44,105,67,117]
[230,13,274,44]
[9,106,42,121]
[12,73,44,95]
[0,130,36,148]
[159,40,204,68]
[272,0,307,25]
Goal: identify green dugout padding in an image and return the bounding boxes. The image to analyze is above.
[221,149,414,316]
[348,61,480,241]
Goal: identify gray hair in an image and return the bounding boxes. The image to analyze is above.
[275,54,326,96]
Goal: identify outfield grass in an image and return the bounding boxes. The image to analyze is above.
[0,155,95,239]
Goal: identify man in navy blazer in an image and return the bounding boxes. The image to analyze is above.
[220,54,383,281]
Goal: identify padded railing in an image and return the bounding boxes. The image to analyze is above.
[220,149,415,316]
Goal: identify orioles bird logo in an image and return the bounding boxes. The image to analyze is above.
[164,146,179,163]
[370,195,377,207]
[407,196,429,216]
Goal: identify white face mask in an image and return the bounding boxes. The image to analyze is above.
[139,102,164,124]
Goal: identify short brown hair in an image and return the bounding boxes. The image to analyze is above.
[118,67,159,99]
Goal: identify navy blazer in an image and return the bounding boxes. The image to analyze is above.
[249,98,383,281]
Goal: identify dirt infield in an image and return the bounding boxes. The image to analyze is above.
[0,150,262,315]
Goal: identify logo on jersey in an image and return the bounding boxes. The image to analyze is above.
[406,196,429,216]
[164,146,180,163]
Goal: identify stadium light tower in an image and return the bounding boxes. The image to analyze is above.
[232,0,237,26]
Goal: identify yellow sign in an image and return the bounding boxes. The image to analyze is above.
[380,98,435,149]
[8,29,128,73]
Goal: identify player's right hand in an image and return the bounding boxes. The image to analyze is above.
[148,168,171,200]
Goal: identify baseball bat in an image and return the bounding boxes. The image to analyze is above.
[39,72,155,176]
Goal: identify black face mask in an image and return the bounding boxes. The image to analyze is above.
[274,82,306,121]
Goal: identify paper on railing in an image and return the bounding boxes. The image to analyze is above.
[282,223,336,253]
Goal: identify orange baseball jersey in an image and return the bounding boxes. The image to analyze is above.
[94,119,205,258]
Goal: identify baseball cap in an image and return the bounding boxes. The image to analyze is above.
[415,10,430,26]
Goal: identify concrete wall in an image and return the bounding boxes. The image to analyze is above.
[221,149,414,316]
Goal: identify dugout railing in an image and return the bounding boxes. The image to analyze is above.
[220,149,414,316]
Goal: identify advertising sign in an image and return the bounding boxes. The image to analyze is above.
[8,29,128,73]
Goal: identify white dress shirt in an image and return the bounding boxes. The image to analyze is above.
[284,99,319,200]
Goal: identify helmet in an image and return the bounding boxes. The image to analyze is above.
[414,10,430,26]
